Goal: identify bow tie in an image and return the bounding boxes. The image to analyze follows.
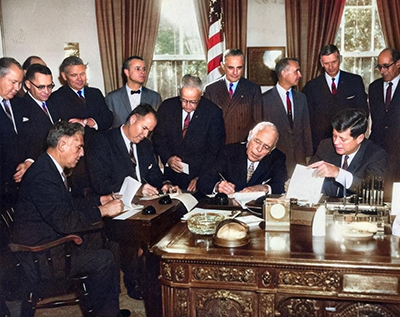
[131,90,141,95]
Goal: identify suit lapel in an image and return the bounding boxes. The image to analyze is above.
[271,87,292,129]
[119,87,132,115]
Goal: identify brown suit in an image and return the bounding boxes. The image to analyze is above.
[203,76,262,144]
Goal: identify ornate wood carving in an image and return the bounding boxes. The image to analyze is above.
[260,294,274,317]
[175,265,186,282]
[261,270,272,287]
[283,298,320,317]
[162,262,172,281]
[192,266,256,283]
[335,302,397,317]
[278,270,340,291]
[196,290,254,316]
[174,289,189,317]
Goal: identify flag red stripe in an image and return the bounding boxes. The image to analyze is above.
[207,32,223,50]
[207,55,222,73]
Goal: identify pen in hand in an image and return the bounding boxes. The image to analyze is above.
[219,173,226,182]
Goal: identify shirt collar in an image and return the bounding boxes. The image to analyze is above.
[120,125,133,152]
[324,70,341,86]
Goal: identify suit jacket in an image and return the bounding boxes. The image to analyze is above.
[12,153,103,246]
[86,127,165,195]
[152,96,225,189]
[262,86,312,176]
[197,143,288,195]
[49,85,113,132]
[303,71,368,152]
[309,138,387,197]
[106,86,162,127]
[203,76,263,144]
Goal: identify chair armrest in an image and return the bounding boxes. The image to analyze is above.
[8,235,83,253]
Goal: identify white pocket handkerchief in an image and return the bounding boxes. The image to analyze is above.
[22,117,29,122]
[148,164,152,169]
[347,95,355,99]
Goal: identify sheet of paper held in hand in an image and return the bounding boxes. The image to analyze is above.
[234,191,266,209]
[113,176,143,220]
[181,162,189,175]
[286,164,324,204]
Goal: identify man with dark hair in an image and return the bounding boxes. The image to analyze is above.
[106,55,162,127]
[303,44,368,152]
[309,109,386,197]
[152,74,225,192]
[262,57,312,176]
[203,48,263,144]
[12,121,128,317]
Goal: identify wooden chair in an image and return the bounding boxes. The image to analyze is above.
[0,208,94,317]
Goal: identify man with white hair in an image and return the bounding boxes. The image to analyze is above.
[197,122,288,195]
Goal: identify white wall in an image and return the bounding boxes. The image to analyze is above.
[1,0,104,92]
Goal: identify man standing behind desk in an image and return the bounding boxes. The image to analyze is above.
[303,44,368,152]
[309,109,387,197]
[203,48,263,144]
[152,74,225,192]
[106,55,162,127]
[262,58,312,176]
[198,122,287,195]
[12,121,127,317]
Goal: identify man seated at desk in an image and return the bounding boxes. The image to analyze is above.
[197,122,288,195]
[12,121,126,317]
[308,109,387,197]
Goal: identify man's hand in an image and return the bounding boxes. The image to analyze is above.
[241,184,269,193]
[99,199,124,217]
[69,118,87,126]
[308,160,340,178]
[141,184,159,197]
[13,161,33,182]
[167,156,183,173]
[161,184,181,194]
[217,180,235,195]
[187,177,198,192]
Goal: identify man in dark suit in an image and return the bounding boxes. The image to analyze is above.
[303,44,368,152]
[12,121,128,317]
[49,56,113,196]
[369,48,400,199]
[309,109,386,197]
[106,56,162,127]
[198,122,287,195]
[0,57,33,210]
[203,48,263,144]
[152,74,226,192]
[262,58,312,176]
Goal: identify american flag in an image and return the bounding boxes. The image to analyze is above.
[207,0,225,83]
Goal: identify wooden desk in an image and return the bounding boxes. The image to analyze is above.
[152,221,400,316]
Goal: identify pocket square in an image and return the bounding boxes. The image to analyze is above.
[347,95,355,99]
[22,117,29,122]
[148,164,152,169]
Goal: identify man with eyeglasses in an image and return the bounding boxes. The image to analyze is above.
[303,44,368,153]
[152,74,225,193]
[106,56,162,128]
[197,122,287,195]
[369,47,400,199]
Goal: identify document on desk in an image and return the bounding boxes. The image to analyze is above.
[286,164,324,204]
[118,176,142,210]
[234,191,265,209]
[113,204,143,220]
[170,192,198,212]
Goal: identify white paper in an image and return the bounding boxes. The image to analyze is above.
[234,191,265,209]
[118,176,142,209]
[169,192,198,212]
[236,215,262,227]
[312,205,326,236]
[181,162,189,175]
[391,183,400,215]
[182,208,232,220]
[113,204,143,220]
[287,164,324,204]
[393,215,400,237]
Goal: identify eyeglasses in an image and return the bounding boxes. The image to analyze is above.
[180,98,199,105]
[252,138,273,152]
[375,61,396,71]
[132,66,146,72]
[29,80,55,91]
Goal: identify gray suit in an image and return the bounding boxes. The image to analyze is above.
[262,86,312,176]
[106,85,162,127]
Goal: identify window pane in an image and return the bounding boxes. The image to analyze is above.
[344,8,372,51]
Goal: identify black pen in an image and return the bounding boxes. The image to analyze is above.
[142,177,163,195]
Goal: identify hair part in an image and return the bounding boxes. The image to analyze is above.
[275,57,300,78]
[331,108,368,138]
[319,44,340,59]
[0,57,22,78]
[125,103,158,125]
[25,64,52,81]
[60,56,85,74]
[47,121,85,148]
[223,48,244,63]
[179,74,203,94]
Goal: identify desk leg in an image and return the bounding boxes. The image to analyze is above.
[142,244,162,317]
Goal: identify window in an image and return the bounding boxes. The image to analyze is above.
[147,0,207,100]
[334,0,386,88]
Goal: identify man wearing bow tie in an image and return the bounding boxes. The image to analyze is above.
[106,56,162,127]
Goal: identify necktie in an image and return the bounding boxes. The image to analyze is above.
[131,90,140,95]
[77,90,84,99]
[229,83,234,99]
[331,78,337,95]
[41,102,50,117]
[182,112,191,137]
[2,100,12,120]
[286,91,293,129]
[385,82,393,111]
[129,142,138,180]
[247,162,255,183]
[342,155,349,170]
[61,172,69,191]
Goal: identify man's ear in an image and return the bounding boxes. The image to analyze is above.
[123,68,130,78]
[356,133,365,145]
[61,72,67,82]
[25,79,31,90]
[58,139,67,153]
[129,114,138,125]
